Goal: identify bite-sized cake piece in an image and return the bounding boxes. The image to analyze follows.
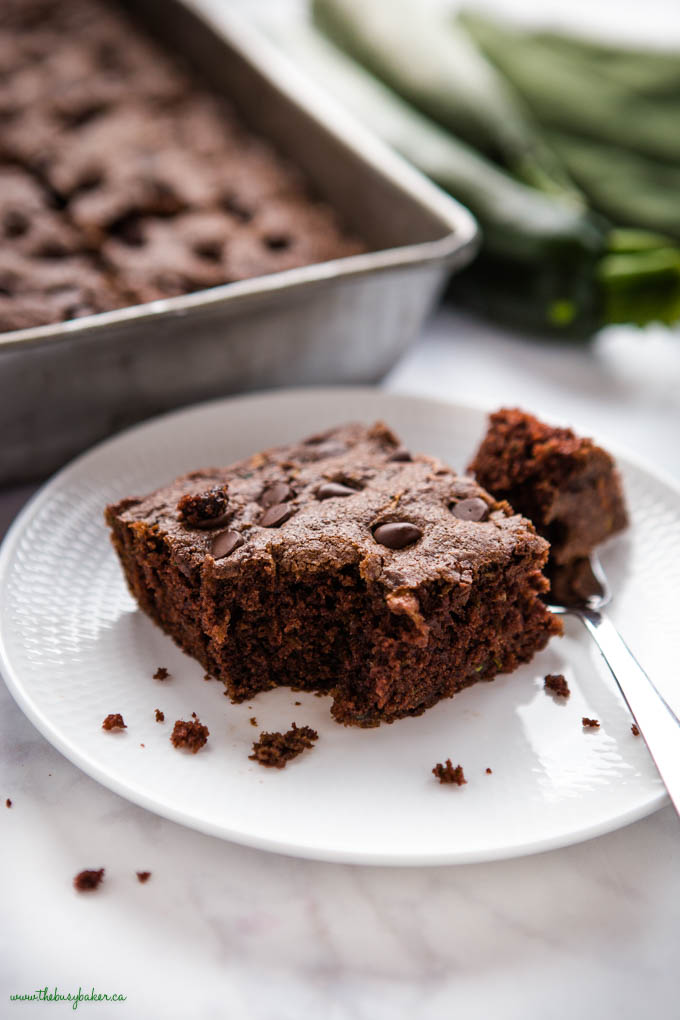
[106,423,561,727]
[468,408,627,566]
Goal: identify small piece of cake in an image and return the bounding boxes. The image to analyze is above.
[170,717,209,753]
[73,868,105,891]
[433,760,466,785]
[544,673,570,699]
[469,408,627,566]
[582,717,600,730]
[102,713,126,731]
[106,422,561,727]
[249,723,318,769]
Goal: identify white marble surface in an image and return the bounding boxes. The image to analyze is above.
[2,309,680,1019]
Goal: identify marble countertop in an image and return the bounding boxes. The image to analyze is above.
[2,307,680,1019]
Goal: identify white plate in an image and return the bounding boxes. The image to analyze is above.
[1,388,677,865]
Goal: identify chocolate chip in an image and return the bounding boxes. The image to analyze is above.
[177,485,229,528]
[373,522,422,549]
[451,497,489,522]
[193,511,231,530]
[260,481,292,507]
[260,503,294,528]
[388,448,412,462]
[316,482,356,500]
[212,530,244,559]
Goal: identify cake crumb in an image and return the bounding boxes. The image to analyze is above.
[153,667,170,681]
[544,673,570,699]
[582,717,600,729]
[249,717,258,727]
[5,798,12,808]
[433,760,467,786]
[73,868,104,892]
[136,871,151,883]
[171,717,209,753]
[294,701,302,706]
[203,674,213,682]
[249,723,318,769]
[155,709,164,723]
[631,723,640,736]
[485,768,493,775]
[102,713,126,731]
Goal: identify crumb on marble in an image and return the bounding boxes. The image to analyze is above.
[74,868,104,892]
[136,871,151,883]
[155,709,164,723]
[582,717,600,730]
[153,667,170,681]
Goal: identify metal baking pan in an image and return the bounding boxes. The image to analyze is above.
[0,0,477,484]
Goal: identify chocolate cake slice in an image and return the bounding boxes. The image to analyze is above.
[105,423,560,727]
[469,408,627,566]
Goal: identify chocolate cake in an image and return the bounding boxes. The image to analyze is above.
[106,422,561,727]
[0,0,364,333]
[469,408,627,566]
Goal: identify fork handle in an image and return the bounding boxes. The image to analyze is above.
[581,610,680,815]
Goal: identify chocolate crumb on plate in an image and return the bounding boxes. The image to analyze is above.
[155,709,164,723]
[485,768,493,775]
[582,717,600,730]
[249,723,318,769]
[6,798,12,808]
[250,717,258,727]
[102,713,126,731]
[153,666,170,681]
[170,717,209,753]
[136,871,151,883]
[544,673,570,699]
[631,723,640,736]
[433,760,467,786]
[74,868,105,892]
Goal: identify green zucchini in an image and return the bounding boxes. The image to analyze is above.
[272,21,603,335]
[271,21,680,336]
[458,10,680,165]
[311,0,579,201]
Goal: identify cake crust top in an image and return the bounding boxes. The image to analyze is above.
[108,422,549,593]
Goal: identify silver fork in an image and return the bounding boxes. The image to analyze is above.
[547,553,680,815]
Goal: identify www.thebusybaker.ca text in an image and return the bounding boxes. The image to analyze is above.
[9,986,127,1009]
